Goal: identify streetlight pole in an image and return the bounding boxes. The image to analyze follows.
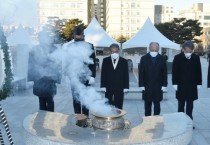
[120,38,126,57]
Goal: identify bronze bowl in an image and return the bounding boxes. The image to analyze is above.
[89,108,130,131]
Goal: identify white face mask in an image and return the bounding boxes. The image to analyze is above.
[150,51,158,57]
[111,53,119,59]
[184,53,192,58]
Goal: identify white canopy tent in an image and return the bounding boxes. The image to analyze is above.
[123,18,180,50]
[84,17,119,47]
[64,17,119,48]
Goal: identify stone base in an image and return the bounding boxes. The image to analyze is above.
[23,111,193,145]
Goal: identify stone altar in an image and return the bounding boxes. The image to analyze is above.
[23,111,193,145]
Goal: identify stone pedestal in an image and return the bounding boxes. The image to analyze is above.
[10,44,29,90]
[23,111,193,145]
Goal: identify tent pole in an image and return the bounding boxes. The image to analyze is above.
[120,42,124,57]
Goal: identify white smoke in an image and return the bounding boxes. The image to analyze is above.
[62,41,115,116]
[0,0,116,116]
[0,0,38,27]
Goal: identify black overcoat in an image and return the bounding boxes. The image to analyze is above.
[172,52,202,101]
[101,56,129,92]
[28,44,61,83]
[139,53,167,102]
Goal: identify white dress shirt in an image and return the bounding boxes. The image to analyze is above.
[112,57,119,70]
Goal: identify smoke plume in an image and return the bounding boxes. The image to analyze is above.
[62,41,115,116]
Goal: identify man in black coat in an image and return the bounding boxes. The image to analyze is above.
[139,42,167,116]
[101,43,129,109]
[70,26,96,116]
[172,40,202,121]
[28,30,61,112]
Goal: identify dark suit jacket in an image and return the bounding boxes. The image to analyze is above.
[139,53,167,101]
[84,42,96,85]
[101,56,129,92]
[172,52,202,101]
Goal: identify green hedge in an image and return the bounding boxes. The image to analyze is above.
[0,27,13,100]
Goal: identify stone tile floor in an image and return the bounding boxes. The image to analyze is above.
[0,57,210,145]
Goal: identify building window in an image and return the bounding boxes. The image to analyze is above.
[71,3,75,8]
[131,11,136,15]
[125,3,129,8]
[126,10,129,15]
[52,3,59,8]
[126,33,129,38]
[77,3,83,8]
[126,18,129,23]
[131,19,135,23]
[131,3,135,8]
[126,26,129,30]
[204,16,210,20]
[131,27,136,31]
[203,22,208,26]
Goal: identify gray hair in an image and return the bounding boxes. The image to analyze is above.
[149,42,160,48]
[182,40,194,50]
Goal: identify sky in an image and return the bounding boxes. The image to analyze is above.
[94,0,210,17]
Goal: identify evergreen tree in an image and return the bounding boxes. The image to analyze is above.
[116,35,127,43]
[155,18,203,44]
[61,18,86,42]
[0,26,13,100]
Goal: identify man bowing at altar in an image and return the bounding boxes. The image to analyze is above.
[101,43,129,109]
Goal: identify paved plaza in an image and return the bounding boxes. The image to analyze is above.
[0,57,210,145]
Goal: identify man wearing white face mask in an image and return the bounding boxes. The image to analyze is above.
[101,43,129,109]
[172,40,202,125]
[139,42,167,116]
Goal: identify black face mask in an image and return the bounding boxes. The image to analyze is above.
[74,38,84,41]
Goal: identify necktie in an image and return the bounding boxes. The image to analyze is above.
[113,59,116,64]
[151,57,156,64]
